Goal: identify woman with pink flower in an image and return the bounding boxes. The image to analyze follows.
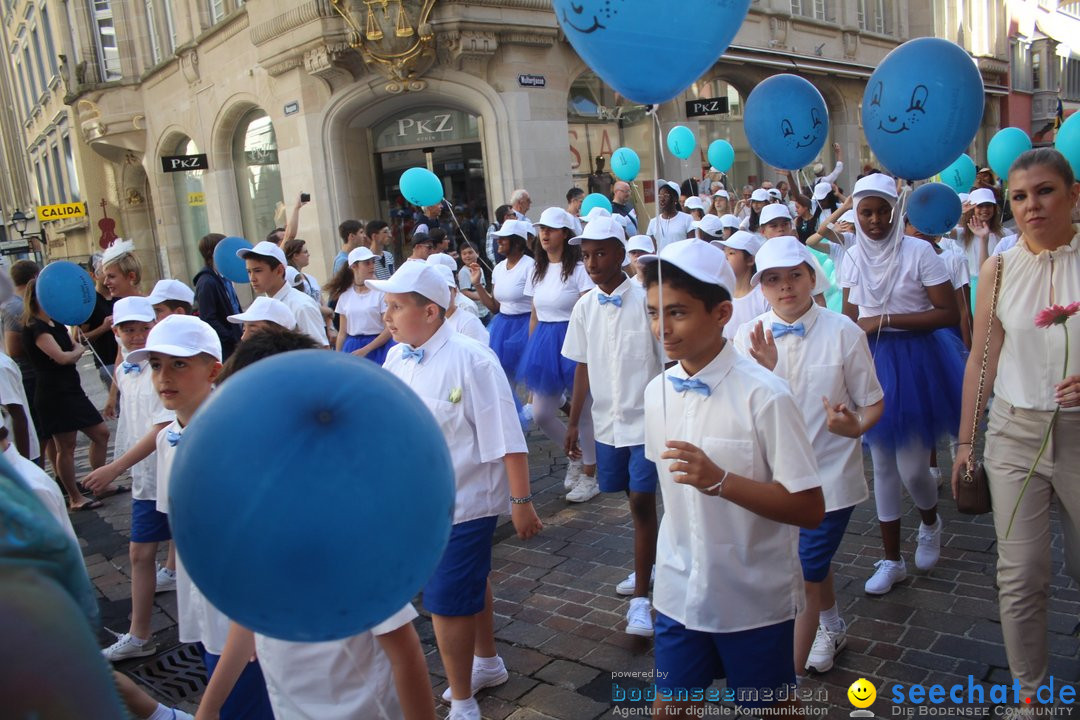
[952,147,1080,700]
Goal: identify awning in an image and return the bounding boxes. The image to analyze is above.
[1036,14,1080,60]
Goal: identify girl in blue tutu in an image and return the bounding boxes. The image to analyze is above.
[328,247,395,364]
[840,173,966,597]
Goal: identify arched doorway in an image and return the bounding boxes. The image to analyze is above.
[232,109,284,242]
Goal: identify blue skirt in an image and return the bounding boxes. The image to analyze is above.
[517,320,577,396]
[488,312,530,381]
[867,329,967,450]
[342,333,394,365]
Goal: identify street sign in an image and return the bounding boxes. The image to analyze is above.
[0,239,30,255]
[37,202,86,222]
[161,154,209,173]
[284,101,300,116]
[518,74,546,88]
[685,96,730,118]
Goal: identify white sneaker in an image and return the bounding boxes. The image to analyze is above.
[626,597,654,637]
[566,475,599,503]
[806,621,847,673]
[915,518,943,570]
[615,567,656,596]
[102,632,157,662]
[155,565,177,593]
[447,698,482,720]
[563,459,583,490]
[440,656,509,702]
[864,558,907,595]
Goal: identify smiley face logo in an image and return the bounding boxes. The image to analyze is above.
[780,107,825,150]
[866,81,928,135]
[848,678,877,709]
[554,0,623,34]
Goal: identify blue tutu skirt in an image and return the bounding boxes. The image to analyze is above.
[488,312,530,381]
[866,329,967,450]
[342,333,395,365]
[517,320,577,396]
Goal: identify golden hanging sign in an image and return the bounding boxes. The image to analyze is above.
[331,0,437,91]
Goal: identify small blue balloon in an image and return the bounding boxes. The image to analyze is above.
[707,140,735,173]
[987,127,1032,178]
[611,147,640,182]
[169,351,456,642]
[667,126,696,160]
[1054,113,1080,177]
[581,193,613,216]
[35,261,96,326]
[743,75,829,171]
[213,236,253,284]
[939,154,976,194]
[907,182,963,237]
[862,38,985,180]
[400,167,444,207]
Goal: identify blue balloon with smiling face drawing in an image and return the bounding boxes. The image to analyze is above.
[552,0,753,104]
[862,38,985,181]
[743,74,829,171]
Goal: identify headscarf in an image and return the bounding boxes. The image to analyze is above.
[846,173,905,311]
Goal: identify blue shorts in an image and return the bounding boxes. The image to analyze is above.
[799,505,855,582]
[131,499,171,543]
[423,515,498,617]
[654,612,796,709]
[201,646,274,720]
[595,442,658,494]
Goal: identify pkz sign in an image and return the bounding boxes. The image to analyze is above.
[373,109,480,151]
[685,96,730,118]
[161,154,209,173]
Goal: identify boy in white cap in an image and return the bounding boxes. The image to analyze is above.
[691,215,725,242]
[563,216,663,637]
[227,297,297,341]
[683,196,707,222]
[647,181,694,250]
[639,239,823,715]
[146,279,195,320]
[734,236,884,677]
[370,262,542,720]
[238,241,328,348]
[431,264,489,345]
[719,214,740,240]
[625,235,655,287]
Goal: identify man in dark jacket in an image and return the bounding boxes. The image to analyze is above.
[193,233,243,360]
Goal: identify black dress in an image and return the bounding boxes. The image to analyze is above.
[22,318,103,436]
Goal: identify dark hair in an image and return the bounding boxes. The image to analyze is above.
[532,228,580,285]
[9,260,40,287]
[1009,147,1076,186]
[282,238,306,268]
[339,220,362,243]
[412,232,433,248]
[566,187,585,203]
[365,219,389,237]
[407,291,447,319]
[494,205,512,227]
[748,207,762,232]
[429,228,447,247]
[642,260,731,311]
[21,279,40,326]
[324,263,354,304]
[265,228,285,243]
[246,255,282,272]
[217,326,319,383]
[499,234,528,257]
[198,233,226,267]
[680,178,699,198]
[154,300,193,314]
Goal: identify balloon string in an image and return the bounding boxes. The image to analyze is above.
[441,200,494,273]
[652,111,668,438]
[76,328,109,369]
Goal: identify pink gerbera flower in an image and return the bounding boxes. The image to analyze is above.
[1035,302,1080,329]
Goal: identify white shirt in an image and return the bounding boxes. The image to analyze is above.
[647,212,695,250]
[446,308,490,345]
[255,603,417,720]
[5,443,75,541]
[335,287,387,337]
[842,236,951,324]
[457,266,489,318]
[114,359,174,500]
[384,323,528,524]
[821,234,855,285]
[723,285,769,341]
[523,263,594,323]
[454,292,481,318]
[272,283,329,346]
[938,246,971,290]
[735,304,882,512]
[562,278,663,447]
[0,353,38,461]
[992,233,1019,256]
[491,256,535,316]
[644,343,820,633]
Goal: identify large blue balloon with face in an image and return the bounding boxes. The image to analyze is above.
[35,261,96,326]
[552,0,753,104]
[862,38,985,180]
[743,75,829,171]
[907,183,963,237]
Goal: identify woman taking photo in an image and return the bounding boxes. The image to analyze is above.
[952,148,1080,701]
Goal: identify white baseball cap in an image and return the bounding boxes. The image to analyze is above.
[626,235,655,254]
[713,230,764,256]
[146,279,195,306]
[236,240,287,267]
[838,209,856,224]
[692,215,725,239]
[759,204,793,226]
[638,239,736,296]
[582,206,613,224]
[430,263,457,288]
[493,219,534,239]
[367,260,451,309]
[227,296,297,330]
[812,182,833,201]
[852,173,898,201]
[713,189,730,199]
[126,314,222,363]
[569,216,627,245]
[113,296,155,324]
[426,253,458,271]
[536,207,576,229]
[958,192,970,204]
[348,247,377,265]
[285,266,302,287]
[767,188,783,200]
[719,214,741,230]
[750,236,818,286]
[656,179,680,196]
[968,187,997,206]
[750,189,770,203]
[684,196,706,211]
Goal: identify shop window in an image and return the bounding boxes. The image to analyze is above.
[232,109,283,242]
[172,137,210,276]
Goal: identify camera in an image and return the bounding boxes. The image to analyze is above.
[300,192,310,203]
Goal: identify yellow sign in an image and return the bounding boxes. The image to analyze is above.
[36,202,86,222]
[188,192,206,207]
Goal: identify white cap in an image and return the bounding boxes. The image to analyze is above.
[366,260,451,309]
[113,296,155,324]
[713,189,730,199]
[968,187,997,206]
[759,204,793,226]
[226,296,297,330]
[126,314,222,363]
[285,266,302,287]
[719,213,741,229]
[692,215,725,239]
[427,253,458,271]
[493,218,534,239]
[750,236,818,286]
[430,263,457,288]
[838,209,856,224]
[626,235,655,254]
[569,216,627,245]
[582,206,613,223]
[714,230,764,256]
[656,179,680,196]
[684,196,706,211]
[536,207,576,230]
[750,188,770,202]
[348,246,377,265]
[146,279,195,306]
[638,239,736,296]
[958,192,970,204]
[812,181,833,201]
[852,173,898,201]
[767,188,783,200]
[237,240,287,267]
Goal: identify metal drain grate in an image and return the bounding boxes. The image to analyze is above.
[127,643,207,705]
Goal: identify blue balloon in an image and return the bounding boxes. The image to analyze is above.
[940,154,976,194]
[581,193,613,215]
[862,38,985,180]
[35,261,95,326]
[169,351,455,642]
[552,0,753,104]
[667,126,696,160]
[400,167,443,207]
[1055,113,1080,177]
[707,140,735,173]
[743,75,829,171]
[987,127,1032,178]
[213,236,253,284]
[907,183,963,237]
[611,147,640,182]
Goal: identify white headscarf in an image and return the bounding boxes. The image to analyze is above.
[846,176,905,311]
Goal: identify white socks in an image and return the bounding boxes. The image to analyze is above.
[819,604,843,632]
[474,654,501,672]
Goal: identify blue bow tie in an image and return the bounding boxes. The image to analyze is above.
[771,321,806,339]
[121,361,141,374]
[165,429,182,447]
[668,375,711,397]
[597,293,622,308]
[402,346,425,363]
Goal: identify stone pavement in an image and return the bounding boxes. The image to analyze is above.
[64,357,1079,719]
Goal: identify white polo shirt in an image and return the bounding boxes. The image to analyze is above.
[384,322,527,524]
[644,342,821,633]
[523,263,594,322]
[491,256,535,316]
[446,308,489,345]
[254,603,417,720]
[647,212,695,250]
[735,303,882,512]
[5,443,75,541]
[335,287,387,337]
[0,353,38,461]
[562,278,663,448]
[842,235,951,323]
[271,282,329,346]
[114,359,174,500]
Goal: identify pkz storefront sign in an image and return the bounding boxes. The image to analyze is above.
[685,96,730,118]
[373,108,480,151]
[161,154,209,173]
